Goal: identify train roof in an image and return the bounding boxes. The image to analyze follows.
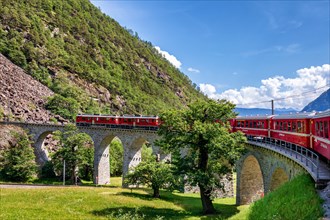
[77,114,159,119]
[313,109,330,119]
[236,115,274,120]
[272,112,316,120]
[77,114,118,118]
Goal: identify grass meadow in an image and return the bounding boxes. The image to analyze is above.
[0,177,249,220]
[0,175,324,220]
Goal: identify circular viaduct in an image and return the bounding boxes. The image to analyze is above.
[236,143,307,205]
[3,121,325,204]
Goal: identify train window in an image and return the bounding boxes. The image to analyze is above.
[316,122,320,136]
[283,122,287,131]
[279,122,283,130]
[253,121,257,128]
[324,121,329,138]
[292,122,296,132]
[237,121,241,127]
[245,121,248,127]
[320,122,324,138]
[274,122,278,130]
[297,121,304,133]
[287,122,291,132]
[249,121,253,128]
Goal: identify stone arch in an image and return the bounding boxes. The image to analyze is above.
[33,131,54,166]
[270,167,289,191]
[94,134,117,185]
[128,137,149,169]
[121,135,159,187]
[239,155,264,204]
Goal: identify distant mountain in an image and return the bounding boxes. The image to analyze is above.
[235,107,297,116]
[302,89,330,112]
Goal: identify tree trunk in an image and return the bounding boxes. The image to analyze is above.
[71,165,77,185]
[198,136,216,214]
[199,184,216,214]
[152,185,160,198]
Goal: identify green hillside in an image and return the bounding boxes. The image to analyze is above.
[0,0,206,120]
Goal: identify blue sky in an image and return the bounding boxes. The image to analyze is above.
[91,1,330,110]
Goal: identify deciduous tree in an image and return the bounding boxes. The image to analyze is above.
[156,99,246,214]
[51,124,93,184]
[124,150,174,198]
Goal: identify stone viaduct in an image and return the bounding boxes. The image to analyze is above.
[236,144,306,204]
[1,121,329,205]
[236,138,330,205]
[1,122,165,185]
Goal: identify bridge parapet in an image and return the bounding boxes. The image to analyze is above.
[246,135,330,183]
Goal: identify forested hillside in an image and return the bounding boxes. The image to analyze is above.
[0,0,206,121]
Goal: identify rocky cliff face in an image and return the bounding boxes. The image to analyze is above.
[0,53,56,123]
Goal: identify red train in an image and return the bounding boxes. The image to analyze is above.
[76,114,160,130]
[76,110,330,160]
[232,110,330,160]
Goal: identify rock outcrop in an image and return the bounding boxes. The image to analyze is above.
[0,53,55,123]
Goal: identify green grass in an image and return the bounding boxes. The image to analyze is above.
[248,174,324,220]
[0,184,249,220]
[1,174,322,219]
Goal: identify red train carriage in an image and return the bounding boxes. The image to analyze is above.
[117,115,160,130]
[270,112,315,148]
[76,115,119,127]
[76,114,160,130]
[312,110,330,160]
[234,115,272,138]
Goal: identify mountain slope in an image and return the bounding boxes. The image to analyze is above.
[0,0,206,120]
[302,89,330,112]
[0,53,58,122]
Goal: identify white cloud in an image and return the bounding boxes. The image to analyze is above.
[188,67,200,73]
[199,64,330,110]
[200,84,217,97]
[154,46,182,69]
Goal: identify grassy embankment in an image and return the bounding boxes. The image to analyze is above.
[248,174,324,220]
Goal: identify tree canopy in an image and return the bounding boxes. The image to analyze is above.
[0,131,37,181]
[156,99,246,214]
[124,149,175,198]
[51,124,94,184]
